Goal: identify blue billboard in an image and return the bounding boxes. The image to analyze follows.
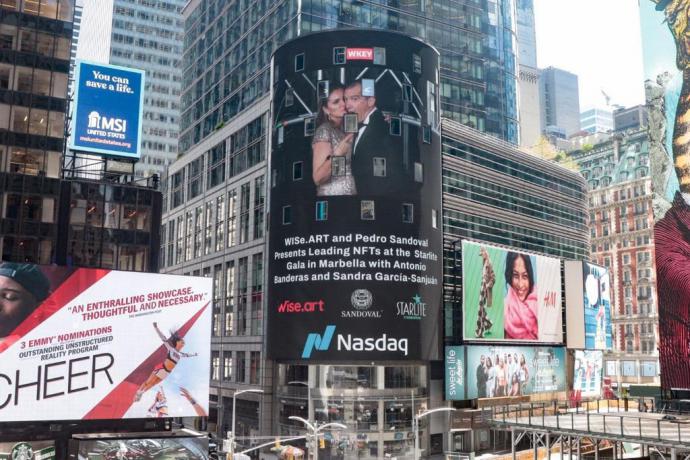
[70,61,145,159]
[583,263,613,350]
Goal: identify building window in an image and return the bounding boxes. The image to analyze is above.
[295,53,305,72]
[432,209,438,229]
[414,162,423,182]
[361,201,375,220]
[223,352,233,381]
[250,351,260,385]
[211,351,220,381]
[225,261,235,336]
[239,183,250,243]
[373,158,386,177]
[282,205,292,225]
[316,201,328,221]
[236,351,246,383]
[293,161,303,181]
[227,190,237,247]
[238,257,248,335]
[216,195,225,252]
[402,203,413,223]
[253,176,265,239]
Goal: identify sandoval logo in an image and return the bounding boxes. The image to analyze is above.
[342,289,381,318]
[301,325,408,358]
[396,294,427,320]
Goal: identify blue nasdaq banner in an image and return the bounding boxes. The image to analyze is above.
[70,61,145,159]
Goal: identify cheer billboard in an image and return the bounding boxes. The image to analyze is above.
[0,263,211,422]
[70,61,145,159]
[462,241,562,343]
[267,30,443,361]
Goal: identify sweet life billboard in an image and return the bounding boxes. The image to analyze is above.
[70,61,145,159]
[445,345,566,400]
[640,1,690,390]
[462,241,562,343]
[266,30,443,361]
[0,263,211,421]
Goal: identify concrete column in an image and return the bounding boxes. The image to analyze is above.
[511,429,516,460]
[595,439,599,460]
[546,432,551,460]
[560,436,564,460]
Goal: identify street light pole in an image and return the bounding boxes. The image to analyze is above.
[289,416,346,460]
[229,388,264,459]
[414,407,456,460]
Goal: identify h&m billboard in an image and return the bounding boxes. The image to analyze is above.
[70,61,145,159]
[0,263,211,421]
[266,30,443,361]
[445,345,566,401]
[461,241,562,343]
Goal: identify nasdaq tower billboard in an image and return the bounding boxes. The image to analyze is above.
[267,30,443,361]
[70,61,145,159]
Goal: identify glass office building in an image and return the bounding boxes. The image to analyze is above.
[179,0,520,155]
[0,0,74,263]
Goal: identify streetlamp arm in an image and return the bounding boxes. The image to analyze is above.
[288,415,316,432]
[235,388,264,397]
[416,407,456,420]
[316,422,348,432]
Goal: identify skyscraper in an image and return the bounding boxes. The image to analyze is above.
[540,66,581,137]
[516,0,541,147]
[70,0,185,179]
[179,0,521,154]
[0,0,74,263]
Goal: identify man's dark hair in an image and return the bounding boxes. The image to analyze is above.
[504,252,535,296]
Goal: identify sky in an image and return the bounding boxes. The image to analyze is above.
[533,0,646,111]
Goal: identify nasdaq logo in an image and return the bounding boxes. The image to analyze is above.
[301,325,336,358]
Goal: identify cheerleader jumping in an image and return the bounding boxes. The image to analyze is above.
[134,322,198,402]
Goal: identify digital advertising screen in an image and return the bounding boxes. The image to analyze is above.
[573,350,603,398]
[0,441,55,460]
[583,263,613,350]
[0,263,211,422]
[267,30,443,361]
[70,436,209,460]
[463,345,566,400]
[70,61,145,159]
[462,241,562,343]
[640,1,690,390]
[445,346,466,401]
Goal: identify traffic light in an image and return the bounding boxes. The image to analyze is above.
[319,436,325,449]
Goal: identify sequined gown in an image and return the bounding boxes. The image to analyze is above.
[312,123,356,196]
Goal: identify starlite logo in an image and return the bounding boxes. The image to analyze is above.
[396,294,427,320]
[346,48,374,61]
[87,111,127,132]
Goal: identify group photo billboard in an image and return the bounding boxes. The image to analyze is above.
[583,263,613,350]
[70,61,145,159]
[462,241,562,343]
[0,263,211,422]
[267,30,443,361]
[573,350,603,398]
[463,345,566,400]
[641,1,690,390]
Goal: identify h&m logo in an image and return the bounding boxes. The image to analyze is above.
[301,325,336,359]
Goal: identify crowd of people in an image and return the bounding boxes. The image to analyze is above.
[475,352,530,398]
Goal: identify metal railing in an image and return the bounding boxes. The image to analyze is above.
[488,398,690,446]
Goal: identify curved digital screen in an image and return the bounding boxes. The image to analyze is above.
[267,30,443,361]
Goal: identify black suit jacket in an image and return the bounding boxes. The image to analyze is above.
[351,109,401,195]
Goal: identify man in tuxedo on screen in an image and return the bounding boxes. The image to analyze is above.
[345,79,399,196]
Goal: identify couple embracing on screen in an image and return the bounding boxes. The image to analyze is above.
[311,79,398,197]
